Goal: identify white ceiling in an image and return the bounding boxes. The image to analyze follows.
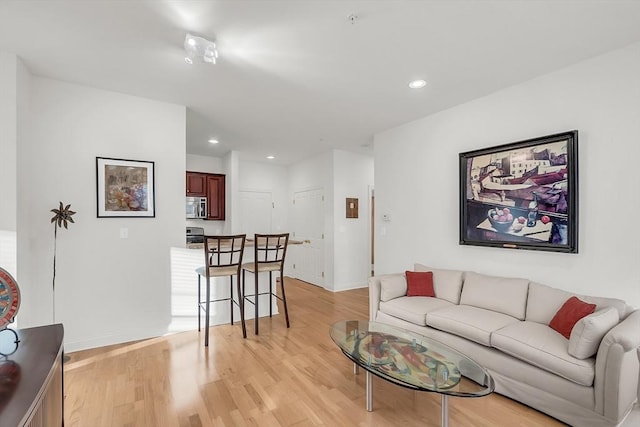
[3,1,640,165]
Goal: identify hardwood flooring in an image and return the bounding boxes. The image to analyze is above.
[64,279,565,426]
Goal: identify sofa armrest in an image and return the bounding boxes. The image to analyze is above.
[594,309,640,421]
[368,276,382,321]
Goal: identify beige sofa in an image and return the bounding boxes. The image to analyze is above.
[369,264,640,427]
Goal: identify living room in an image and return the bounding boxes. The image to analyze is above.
[2,1,640,426]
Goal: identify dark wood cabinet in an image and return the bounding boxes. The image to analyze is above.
[186,172,207,196]
[186,171,225,220]
[206,174,225,220]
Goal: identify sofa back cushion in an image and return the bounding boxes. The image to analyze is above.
[379,274,407,302]
[568,307,619,359]
[526,282,630,324]
[460,271,529,320]
[414,264,464,304]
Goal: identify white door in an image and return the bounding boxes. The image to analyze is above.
[238,191,272,236]
[292,188,325,287]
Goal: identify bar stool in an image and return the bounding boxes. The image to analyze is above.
[196,234,247,345]
[242,233,290,335]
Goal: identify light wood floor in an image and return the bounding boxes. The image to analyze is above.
[64,278,566,426]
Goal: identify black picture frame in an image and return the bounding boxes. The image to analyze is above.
[459,131,578,253]
[96,157,155,218]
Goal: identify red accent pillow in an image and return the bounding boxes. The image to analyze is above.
[549,296,596,339]
[405,271,435,297]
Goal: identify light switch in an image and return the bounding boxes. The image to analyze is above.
[120,228,128,239]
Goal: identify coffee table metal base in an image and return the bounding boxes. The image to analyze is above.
[357,362,450,427]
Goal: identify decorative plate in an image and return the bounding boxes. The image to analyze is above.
[0,268,20,328]
[350,331,462,390]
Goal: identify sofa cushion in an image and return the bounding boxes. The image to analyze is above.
[569,307,619,359]
[459,271,529,320]
[492,321,595,386]
[549,296,596,339]
[379,274,407,302]
[405,271,435,297]
[426,305,519,346]
[379,296,453,326]
[414,264,464,304]
[526,281,630,324]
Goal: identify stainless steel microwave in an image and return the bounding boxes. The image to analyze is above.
[186,197,207,219]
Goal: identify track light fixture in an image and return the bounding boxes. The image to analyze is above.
[184,33,218,65]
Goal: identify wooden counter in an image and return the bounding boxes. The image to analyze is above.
[0,324,64,427]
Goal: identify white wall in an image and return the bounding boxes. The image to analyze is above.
[238,158,289,234]
[375,41,640,307]
[226,150,240,234]
[288,152,334,287]
[0,53,19,282]
[288,151,333,193]
[285,150,374,291]
[17,77,186,351]
[0,53,17,234]
[333,150,374,290]
[186,150,373,292]
[184,154,290,237]
[186,153,224,174]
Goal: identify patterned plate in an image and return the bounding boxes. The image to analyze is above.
[0,268,20,328]
[346,331,462,390]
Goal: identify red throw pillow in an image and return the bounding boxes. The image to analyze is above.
[549,296,596,339]
[405,271,435,297]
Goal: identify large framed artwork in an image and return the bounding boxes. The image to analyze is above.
[96,157,155,218]
[459,131,578,253]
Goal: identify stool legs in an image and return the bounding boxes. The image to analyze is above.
[197,274,201,331]
[254,269,259,335]
[241,269,261,335]
[240,269,290,335]
[279,271,290,328]
[205,276,211,347]
[236,275,247,338]
[229,276,234,325]
[200,274,246,343]
[269,272,273,318]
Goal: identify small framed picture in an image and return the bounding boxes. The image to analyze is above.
[96,157,155,218]
[346,198,359,218]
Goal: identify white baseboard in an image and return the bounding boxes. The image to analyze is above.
[332,282,368,292]
[63,325,168,353]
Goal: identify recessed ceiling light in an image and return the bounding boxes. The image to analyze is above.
[409,79,427,89]
[208,139,219,144]
[266,155,275,160]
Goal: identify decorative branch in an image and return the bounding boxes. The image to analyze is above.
[50,202,76,322]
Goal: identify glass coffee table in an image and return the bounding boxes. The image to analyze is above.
[330,320,495,426]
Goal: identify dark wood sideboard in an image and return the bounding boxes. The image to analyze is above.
[0,324,64,427]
